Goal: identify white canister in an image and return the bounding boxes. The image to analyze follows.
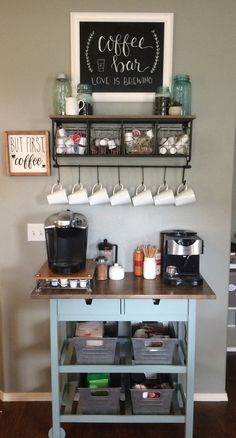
[143,257,156,280]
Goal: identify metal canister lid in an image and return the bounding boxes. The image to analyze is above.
[96,256,107,264]
[56,73,67,80]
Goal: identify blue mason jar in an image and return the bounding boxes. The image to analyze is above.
[172,74,192,115]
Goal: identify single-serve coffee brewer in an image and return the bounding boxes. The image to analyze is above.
[161,230,204,286]
[45,210,88,274]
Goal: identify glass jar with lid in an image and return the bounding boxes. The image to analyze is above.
[154,86,171,115]
[95,256,108,281]
[77,83,93,115]
[172,74,192,115]
[54,74,72,115]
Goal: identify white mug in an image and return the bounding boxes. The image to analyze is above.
[68,182,89,205]
[175,182,196,206]
[154,183,175,206]
[132,184,153,207]
[89,183,110,205]
[110,183,131,206]
[47,183,68,205]
[65,97,78,115]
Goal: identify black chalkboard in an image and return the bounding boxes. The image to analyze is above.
[79,21,164,93]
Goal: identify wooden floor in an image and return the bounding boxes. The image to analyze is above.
[1,354,236,438]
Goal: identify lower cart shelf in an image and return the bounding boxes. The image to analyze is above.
[59,337,187,373]
[60,381,185,423]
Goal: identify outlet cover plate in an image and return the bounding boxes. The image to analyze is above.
[27,223,45,241]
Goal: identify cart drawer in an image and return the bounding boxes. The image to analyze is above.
[124,299,188,321]
[57,299,121,321]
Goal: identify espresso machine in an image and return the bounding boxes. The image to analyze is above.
[161,230,204,286]
[44,210,88,274]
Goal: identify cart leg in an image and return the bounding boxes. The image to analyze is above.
[48,427,66,438]
[49,300,64,438]
[185,300,196,438]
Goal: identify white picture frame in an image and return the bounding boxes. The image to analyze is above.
[70,12,174,102]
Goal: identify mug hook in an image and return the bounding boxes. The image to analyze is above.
[163,167,167,186]
[118,166,121,186]
[57,166,61,185]
[141,166,144,185]
[182,167,186,185]
[97,165,100,185]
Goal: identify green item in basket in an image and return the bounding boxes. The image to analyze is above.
[87,373,110,388]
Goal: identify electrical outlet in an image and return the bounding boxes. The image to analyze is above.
[27,223,45,241]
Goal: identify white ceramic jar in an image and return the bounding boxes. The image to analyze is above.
[143,257,156,280]
[109,263,125,280]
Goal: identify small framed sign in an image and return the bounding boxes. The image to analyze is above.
[4,131,50,176]
[71,12,174,102]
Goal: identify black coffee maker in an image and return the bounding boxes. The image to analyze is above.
[44,210,88,274]
[161,230,204,286]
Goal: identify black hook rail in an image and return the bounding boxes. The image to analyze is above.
[53,163,191,169]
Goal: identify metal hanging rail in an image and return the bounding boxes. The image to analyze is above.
[53,163,191,169]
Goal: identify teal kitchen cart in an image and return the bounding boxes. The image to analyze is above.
[31,261,215,438]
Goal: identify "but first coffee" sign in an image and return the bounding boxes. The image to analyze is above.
[4,131,50,176]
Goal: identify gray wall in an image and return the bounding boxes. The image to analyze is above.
[0,0,235,394]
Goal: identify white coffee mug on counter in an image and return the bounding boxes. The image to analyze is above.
[47,183,68,205]
[68,182,89,205]
[65,97,78,115]
[132,184,153,207]
[154,183,175,206]
[89,183,110,205]
[110,183,131,206]
[175,182,196,206]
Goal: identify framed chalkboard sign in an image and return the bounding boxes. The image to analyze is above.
[71,12,174,102]
[4,131,50,176]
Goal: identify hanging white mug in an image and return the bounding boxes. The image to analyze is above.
[68,182,89,205]
[154,183,175,206]
[132,184,153,207]
[175,182,196,206]
[110,183,131,206]
[89,183,110,205]
[47,183,68,205]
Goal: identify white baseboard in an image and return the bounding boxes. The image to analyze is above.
[194,393,228,402]
[0,391,228,403]
[0,391,51,402]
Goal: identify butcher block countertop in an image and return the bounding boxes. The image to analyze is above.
[31,261,216,301]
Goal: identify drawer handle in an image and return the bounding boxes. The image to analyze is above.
[85,299,93,305]
[153,299,160,305]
